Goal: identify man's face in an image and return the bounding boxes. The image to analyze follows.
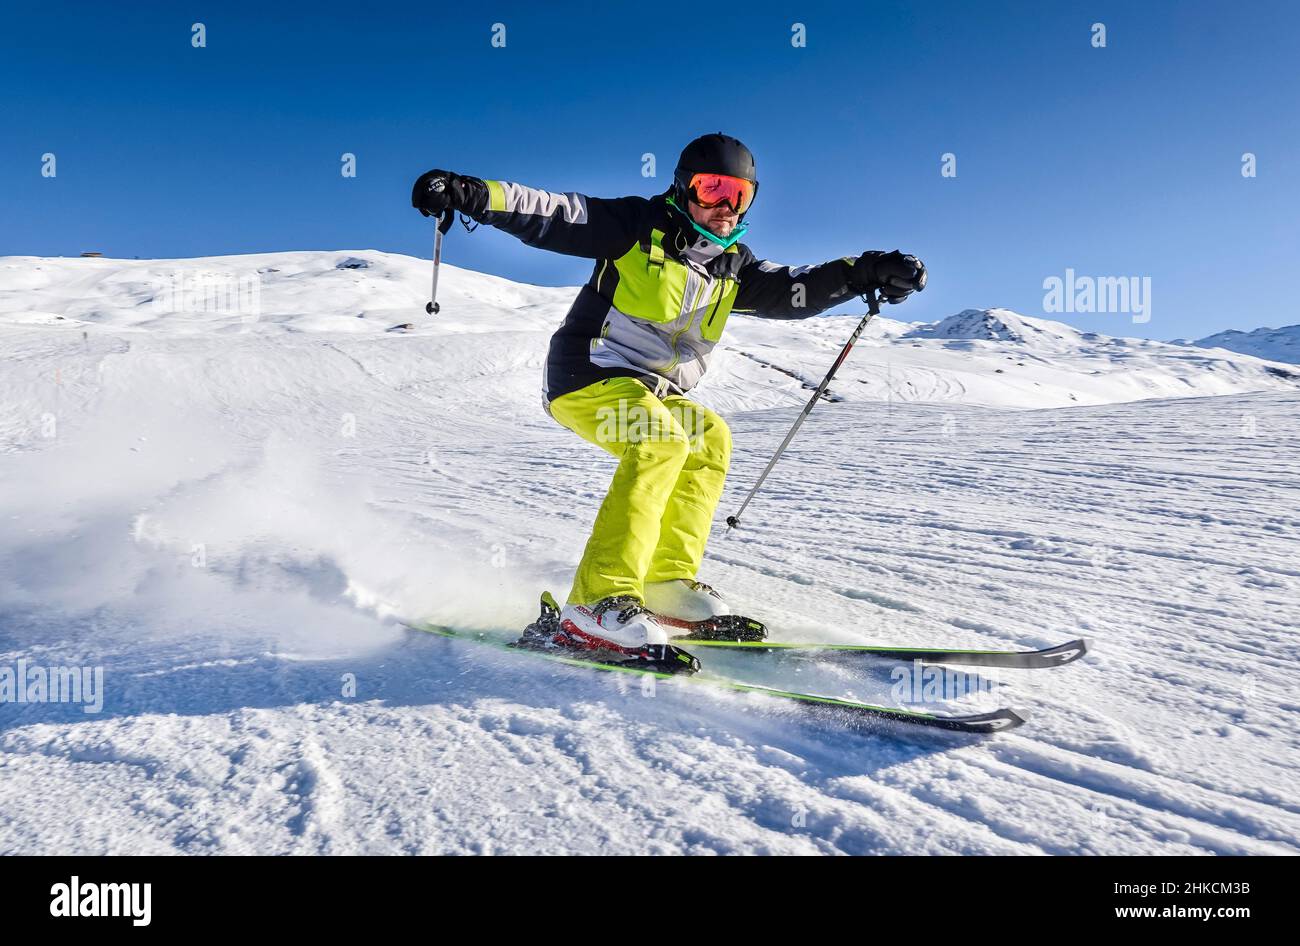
[687,199,739,238]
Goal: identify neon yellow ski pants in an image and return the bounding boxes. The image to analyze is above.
[548,376,731,606]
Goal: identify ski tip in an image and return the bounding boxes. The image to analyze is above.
[540,590,560,612]
[853,704,1026,735]
[935,707,1026,734]
[1040,638,1088,666]
[981,708,1027,732]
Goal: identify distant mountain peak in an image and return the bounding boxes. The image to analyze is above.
[1187,324,1300,365]
[903,308,1086,348]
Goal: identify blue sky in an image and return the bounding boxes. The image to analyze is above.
[3,0,1295,339]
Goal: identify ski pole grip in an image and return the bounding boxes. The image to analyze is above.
[865,288,882,316]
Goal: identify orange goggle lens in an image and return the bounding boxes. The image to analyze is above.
[688,173,756,214]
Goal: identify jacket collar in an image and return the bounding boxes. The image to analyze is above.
[656,194,741,268]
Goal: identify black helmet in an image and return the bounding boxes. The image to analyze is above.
[673,133,758,216]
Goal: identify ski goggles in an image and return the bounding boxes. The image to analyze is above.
[685,172,757,214]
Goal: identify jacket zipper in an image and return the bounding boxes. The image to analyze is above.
[662,276,707,374]
[704,280,728,330]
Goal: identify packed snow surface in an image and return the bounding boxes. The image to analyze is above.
[1,251,1297,854]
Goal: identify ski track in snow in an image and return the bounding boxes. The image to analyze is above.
[0,251,1297,855]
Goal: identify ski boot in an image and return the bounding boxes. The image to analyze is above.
[645,579,767,642]
[513,592,699,675]
[644,579,730,625]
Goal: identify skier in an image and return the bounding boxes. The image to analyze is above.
[412,133,925,662]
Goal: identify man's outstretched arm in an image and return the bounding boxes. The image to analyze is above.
[412,169,646,260]
[734,249,927,319]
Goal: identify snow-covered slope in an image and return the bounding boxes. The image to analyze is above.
[1,252,1297,854]
[2,253,1297,418]
[1182,325,1300,365]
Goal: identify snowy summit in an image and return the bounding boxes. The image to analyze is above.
[1183,324,1300,365]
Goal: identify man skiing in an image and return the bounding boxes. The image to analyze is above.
[412,133,926,664]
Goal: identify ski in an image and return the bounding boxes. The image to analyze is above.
[656,610,1085,670]
[403,621,1024,734]
[512,593,1083,670]
[669,634,1088,669]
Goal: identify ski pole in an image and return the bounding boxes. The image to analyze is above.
[425,199,455,315]
[725,288,883,531]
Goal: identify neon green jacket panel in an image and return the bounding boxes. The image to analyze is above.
[470,182,859,396]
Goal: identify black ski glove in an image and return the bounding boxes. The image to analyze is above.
[847,250,927,303]
[411,169,489,218]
